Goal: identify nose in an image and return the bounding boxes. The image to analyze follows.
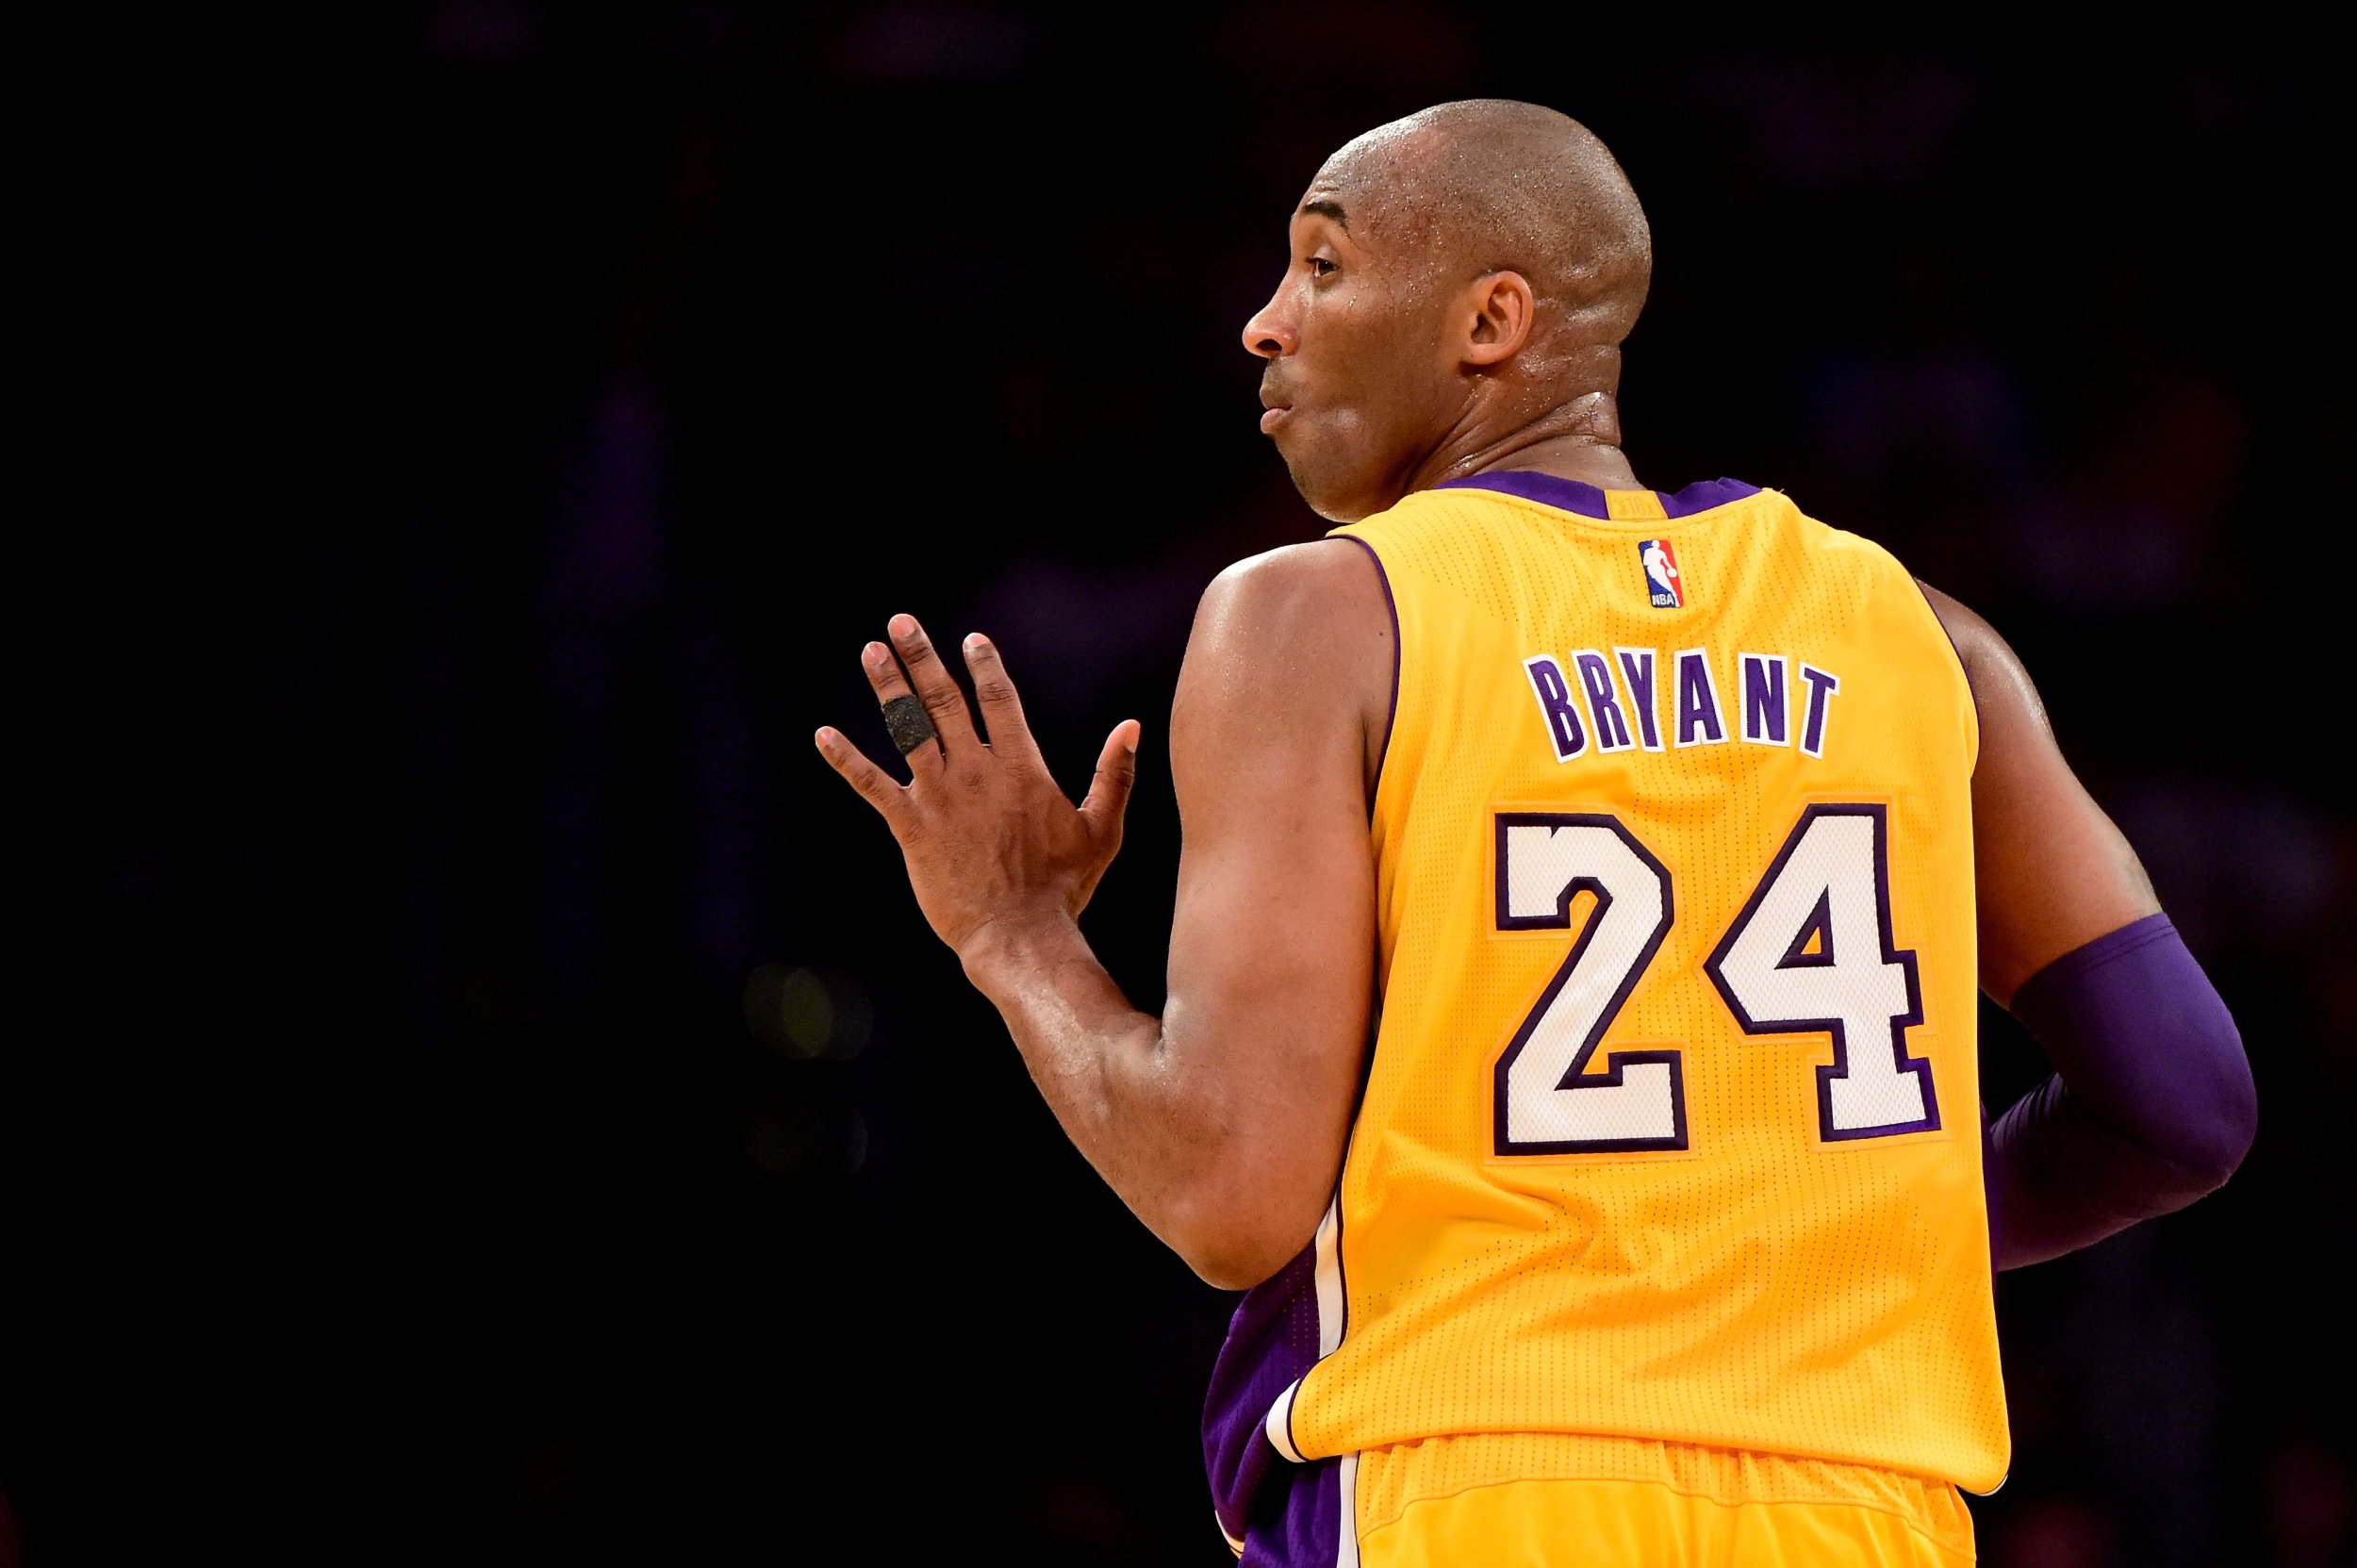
[1242,291,1296,359]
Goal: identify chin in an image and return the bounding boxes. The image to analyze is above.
[1284,459,1393,524]
[1279,440,1394,524]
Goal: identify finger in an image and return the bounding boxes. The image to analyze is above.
[860,639,943,773]
[1080,719,1142,840]
[887,613,981,752]
[960,633,1042,763]
[815,726,910,822]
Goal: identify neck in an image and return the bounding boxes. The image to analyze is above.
[1406,329,1647,499]
[1413,388,1640,495]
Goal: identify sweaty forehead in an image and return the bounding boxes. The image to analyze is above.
[1299,124,1447,242]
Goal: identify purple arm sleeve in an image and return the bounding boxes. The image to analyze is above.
[1986,914,2256,1270]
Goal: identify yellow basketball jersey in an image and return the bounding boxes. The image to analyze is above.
[1273,472,2005,1494]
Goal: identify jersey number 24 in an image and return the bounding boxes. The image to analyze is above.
[1492,803,1939,1155]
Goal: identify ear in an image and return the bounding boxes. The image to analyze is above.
[1459,270,1535,367]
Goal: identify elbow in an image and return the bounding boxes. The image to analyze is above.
[1159,1188,1322,1293]
[2167,1002,2257,1193]
[1168,1217,1306,1293]
[2179,1054,2258,1195]
[2131,1033,2257,1202]
[2016,919,2257,1202]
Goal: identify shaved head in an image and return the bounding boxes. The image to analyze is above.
[1244,100,1656,520]
[1320,100,1653,352]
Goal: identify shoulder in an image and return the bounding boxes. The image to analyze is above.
[1178,539,1394,784]
[1192,537,1391,656]
[1915,580,2042,721]
[1780,498,1935,605]
[1914,580,1988,666]
[1202,536,1386,602]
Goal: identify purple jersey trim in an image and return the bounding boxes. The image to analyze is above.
[1433,470,1759,519]
[1334,535,1401,804]
[1907,577,1976,770]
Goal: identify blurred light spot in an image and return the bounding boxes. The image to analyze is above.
[466,975,542,1041]
[836,1113,869,1177]
[743,1098,826,1177]
[2263,1434,2356,1565]
[1997,1494,2116,1568]
[743,964,873,1059]
[742,1099,868,1180]
[511,1428,579,1528]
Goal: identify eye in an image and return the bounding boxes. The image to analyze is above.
[1308,256,1338,278]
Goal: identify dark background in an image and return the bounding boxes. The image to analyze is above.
[20,8,2353,1565]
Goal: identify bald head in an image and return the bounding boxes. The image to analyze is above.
[1244,101,1655,520]
[1321,100,1652,351]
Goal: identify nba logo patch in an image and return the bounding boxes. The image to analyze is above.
[1640,538,1683,608]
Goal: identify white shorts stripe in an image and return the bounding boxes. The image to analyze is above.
[1263,1379,1304,1464]
[1335,1450,1360,1568]
[1311,1196,1344,1358]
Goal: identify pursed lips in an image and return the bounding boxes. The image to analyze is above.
[1259,376,1294,434]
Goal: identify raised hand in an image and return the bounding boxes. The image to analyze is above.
[816,614,1141,961]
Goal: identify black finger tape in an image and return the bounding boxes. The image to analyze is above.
[882,694,937,756]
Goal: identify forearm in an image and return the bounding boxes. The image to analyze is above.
[1986,915,2255,1269]
[816,600,1371,1288]
[960,916,1241,1266]
[1989,1080,2222,1268]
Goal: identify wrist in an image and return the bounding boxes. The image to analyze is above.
[957,908,1083,992]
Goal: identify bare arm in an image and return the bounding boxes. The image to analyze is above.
[1923,585,2254,1267]
[1921,584,2160,1002]
[816,541,1391,1289]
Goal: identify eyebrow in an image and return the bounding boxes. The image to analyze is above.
[1298,198,1350,231]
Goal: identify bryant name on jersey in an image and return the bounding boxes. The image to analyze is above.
[1522,647,1842,761]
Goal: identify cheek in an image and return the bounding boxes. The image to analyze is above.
[1290,288,1438,452]
[1335,324,1437,440]
[1311,308,1410,413]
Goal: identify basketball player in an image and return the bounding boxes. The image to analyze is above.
[816,101,2254,1566]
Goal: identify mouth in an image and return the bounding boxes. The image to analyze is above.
[1258,382,1294,435]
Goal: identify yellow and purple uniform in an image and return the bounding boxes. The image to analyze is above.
[1202,473,2003,1566]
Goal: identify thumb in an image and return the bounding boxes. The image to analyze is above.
[1080,719,1142,839]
